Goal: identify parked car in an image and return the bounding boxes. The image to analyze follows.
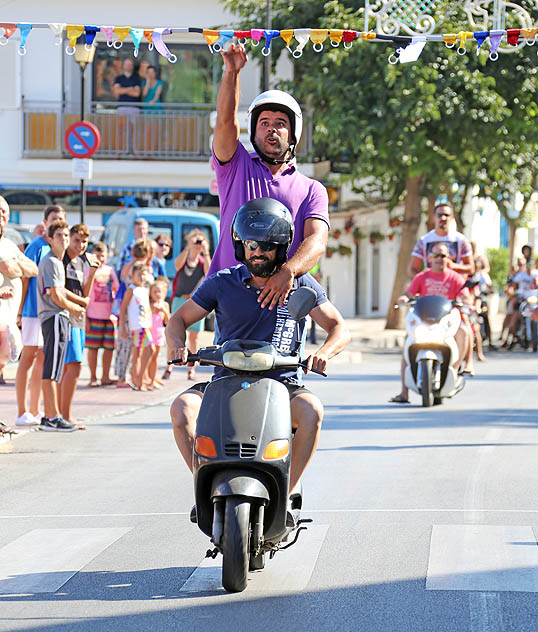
[3,225,34,252]
[101,207,220,284]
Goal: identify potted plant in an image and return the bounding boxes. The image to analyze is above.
[388,232,395,241]
[332,228,342,239]
[325,246,337,258]
[352,227,365,244]
[338,244,352,256]
[389,216,403,228]
[369,230,385,244]
[344,218,355,233]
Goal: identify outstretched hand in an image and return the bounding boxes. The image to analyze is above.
[221,43,247,73]
[257,266,294,310]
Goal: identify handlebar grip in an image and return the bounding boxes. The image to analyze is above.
[168,354,199,365]
[299,362,327,377]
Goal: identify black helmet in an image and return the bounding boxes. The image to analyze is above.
[231,197,295,266]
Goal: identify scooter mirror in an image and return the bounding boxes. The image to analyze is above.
[288,286,317,321]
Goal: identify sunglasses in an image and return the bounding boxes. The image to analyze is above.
[432,253,448,259]
[157,241,171,247]
[243,240,278,252]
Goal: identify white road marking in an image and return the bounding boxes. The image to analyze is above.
[469,592,505,632]
[180,524,329,593]
[0,528,132,594]
[5,509,538,519]
[426,525,538,592]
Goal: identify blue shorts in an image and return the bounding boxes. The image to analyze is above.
[65,327,85,364]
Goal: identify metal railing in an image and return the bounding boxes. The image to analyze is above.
[22,101,312,161]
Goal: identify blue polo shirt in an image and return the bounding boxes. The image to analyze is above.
[22,236,50,318]
[192,264,327,383]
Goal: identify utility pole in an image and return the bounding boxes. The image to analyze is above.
[265,0,271,91]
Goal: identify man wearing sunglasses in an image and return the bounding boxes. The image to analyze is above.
[409,203,474,278]
[167,198,349,493]
[390,242,472,403]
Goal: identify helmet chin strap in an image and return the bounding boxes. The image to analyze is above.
[253,141,296,166]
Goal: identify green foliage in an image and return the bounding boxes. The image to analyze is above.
[224,0,538,215]
[486,247,510,291]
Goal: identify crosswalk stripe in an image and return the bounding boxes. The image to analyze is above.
[426,524,538,592]
[181,524,329,592]
[0,528,132,594]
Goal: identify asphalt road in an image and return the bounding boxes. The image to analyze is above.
[1,351,538,632]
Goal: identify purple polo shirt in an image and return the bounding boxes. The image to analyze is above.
[208,142,330,275]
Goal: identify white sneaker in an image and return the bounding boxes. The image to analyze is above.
[16,412,39,426]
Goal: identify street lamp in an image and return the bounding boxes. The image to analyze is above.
[74,44,96,223]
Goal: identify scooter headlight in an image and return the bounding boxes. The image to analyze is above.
[414,324,446,344]
[263,439,289,460]
[222,351,274,371]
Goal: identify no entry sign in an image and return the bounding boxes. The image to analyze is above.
[64,121,101,159]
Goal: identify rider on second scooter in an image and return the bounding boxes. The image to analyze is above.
[167,198,350,498]
[390,242,472,404]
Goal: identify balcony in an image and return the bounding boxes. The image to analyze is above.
[22,101,312,162]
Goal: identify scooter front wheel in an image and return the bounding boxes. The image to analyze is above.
[222,496,250,592]
[420,359,434,407]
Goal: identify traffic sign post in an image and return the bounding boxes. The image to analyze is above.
[64,121,101,223]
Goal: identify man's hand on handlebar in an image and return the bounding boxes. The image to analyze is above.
[171,346,189,365]
[302,351,329,375]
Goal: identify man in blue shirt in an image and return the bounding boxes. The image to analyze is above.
[15,205,66,427]
[167,199,350,493]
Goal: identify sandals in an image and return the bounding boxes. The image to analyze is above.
[161,368,172,380]
[389,394,410,404]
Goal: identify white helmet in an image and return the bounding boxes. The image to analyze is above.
[247,90,303,157]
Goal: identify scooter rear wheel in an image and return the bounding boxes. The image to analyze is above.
[222,496,250,592]
[420,359,434,407]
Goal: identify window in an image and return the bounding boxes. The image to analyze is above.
[181,223,214,254]
[92,43,220,104]
[102,223,128,257]
[147,222,174,260]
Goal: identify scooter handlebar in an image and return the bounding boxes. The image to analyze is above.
[168,353,199,365]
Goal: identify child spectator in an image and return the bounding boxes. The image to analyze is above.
[59,225,99,427]
[119,262,153,391]
[85,242,119,387]
[37,220,85,431]
[120,239,154,284]
[148,280,170,389]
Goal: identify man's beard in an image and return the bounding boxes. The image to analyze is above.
[244,256,278,278]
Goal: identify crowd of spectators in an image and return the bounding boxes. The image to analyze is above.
[0,201,210,435]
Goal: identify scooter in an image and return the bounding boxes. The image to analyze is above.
[397,280,476,407]
[170,287,325,593]
[519,293,538,352]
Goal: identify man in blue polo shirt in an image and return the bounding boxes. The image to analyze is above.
[167,199,350,493]
[15,205,65,426]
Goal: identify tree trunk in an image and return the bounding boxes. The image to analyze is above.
[426,195,436,232]
[385,175,424,330]
[508,220,517,270]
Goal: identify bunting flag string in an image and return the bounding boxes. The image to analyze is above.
[0,22,537,64]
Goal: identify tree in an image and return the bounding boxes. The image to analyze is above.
[224,0,538,326]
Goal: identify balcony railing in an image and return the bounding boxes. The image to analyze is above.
[22,101,312,162]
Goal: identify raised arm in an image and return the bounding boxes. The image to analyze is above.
[213,44,247,164]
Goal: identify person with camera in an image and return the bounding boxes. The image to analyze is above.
[166,229,211,381]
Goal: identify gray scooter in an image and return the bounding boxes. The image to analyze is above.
[170,287,325,592]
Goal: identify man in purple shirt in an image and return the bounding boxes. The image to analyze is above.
[211,43,329,310]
